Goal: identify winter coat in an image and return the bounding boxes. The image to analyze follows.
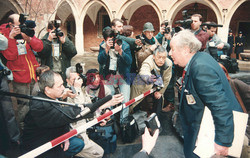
[0,23,43,83]
[130,55,172,112]
[37,32,77,82]
[179,52,242,158]
[22,92,81,158]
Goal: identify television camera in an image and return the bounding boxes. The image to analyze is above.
[175,10,193,29]
[14,14,36,39]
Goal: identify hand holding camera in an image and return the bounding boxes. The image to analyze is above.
[47,30,55,41]
[114,42,123,55]
[135,35,146,48]
[21,32,31,43]
[9,26,21,39]
[106,38,113,51]
[145,113,161,136]
[58,35,66,44]
[141,127,159,155]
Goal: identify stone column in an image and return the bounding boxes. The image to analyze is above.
[75,21,84,55]
[217,9,229,42]
[217,24,229,42]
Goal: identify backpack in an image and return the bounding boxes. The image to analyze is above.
[120,115,139,143]
[88,121,117,154]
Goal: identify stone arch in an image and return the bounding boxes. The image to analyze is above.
[168,0,222,25]
[227,0,248,24]
[118,0,162,24]
[0,0,24,22]
[54,0,78,25]
[76,0,112,53]
[80,0,112,25]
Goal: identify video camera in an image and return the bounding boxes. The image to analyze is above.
[75,63,88,87]
[110,30,122,49]
[15,14,35,39]
[175,10,193,29]
[53,20,64,38]
[219,55,238,73]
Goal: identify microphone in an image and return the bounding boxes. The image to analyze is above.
[77,95,112,118]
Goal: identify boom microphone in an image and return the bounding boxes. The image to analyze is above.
[201,22,223,28]
[77,95,112,118]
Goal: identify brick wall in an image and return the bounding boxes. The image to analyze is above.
[129,5,160,37]
[84,15,104,52]
[230,1,250,35]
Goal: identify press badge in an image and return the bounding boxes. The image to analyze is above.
[17,40,27,55]
[186,94,196,105]
[52,43,60,57]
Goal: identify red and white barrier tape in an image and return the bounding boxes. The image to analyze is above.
[19,88,156,158]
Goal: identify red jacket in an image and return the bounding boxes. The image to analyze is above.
[0,24,43,83]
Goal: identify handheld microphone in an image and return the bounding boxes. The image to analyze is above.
[77,95,112,118]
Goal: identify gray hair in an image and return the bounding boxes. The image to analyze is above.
[153,45,167,55]
[171,29,202,53]
[65,66,76,79]
[38,70,60,92]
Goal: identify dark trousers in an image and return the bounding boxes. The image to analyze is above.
[65,136,85,157]
[152,96,163,116]
[0,77,20,153]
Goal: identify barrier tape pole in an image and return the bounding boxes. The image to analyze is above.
[19,88,157,158]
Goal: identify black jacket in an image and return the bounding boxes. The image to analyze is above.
[38,33,77,82]
[22,92,81,158]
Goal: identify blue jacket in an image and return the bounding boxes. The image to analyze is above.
[98,40,132,82]
[179,52,242,158]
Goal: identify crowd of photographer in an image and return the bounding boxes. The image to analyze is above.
[0,10,249,158]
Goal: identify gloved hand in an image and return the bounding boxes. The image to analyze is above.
[147,75,157,84]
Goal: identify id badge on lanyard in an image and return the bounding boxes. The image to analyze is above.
[17,40,27,55]
[52,43,60,57]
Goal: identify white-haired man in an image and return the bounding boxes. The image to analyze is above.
[169,30,242,157]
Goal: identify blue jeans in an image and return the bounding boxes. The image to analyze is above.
[65,136,84,157]
[106,75,130,123]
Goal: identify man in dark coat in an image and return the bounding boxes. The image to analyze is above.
[38,20,77,84]
[227,30,234,57]
[21,70,84,158]
[169,30,242,158]
[235,31,245,59]
[98,26,132,123]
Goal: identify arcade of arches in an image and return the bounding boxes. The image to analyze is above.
[0,0,250,54]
